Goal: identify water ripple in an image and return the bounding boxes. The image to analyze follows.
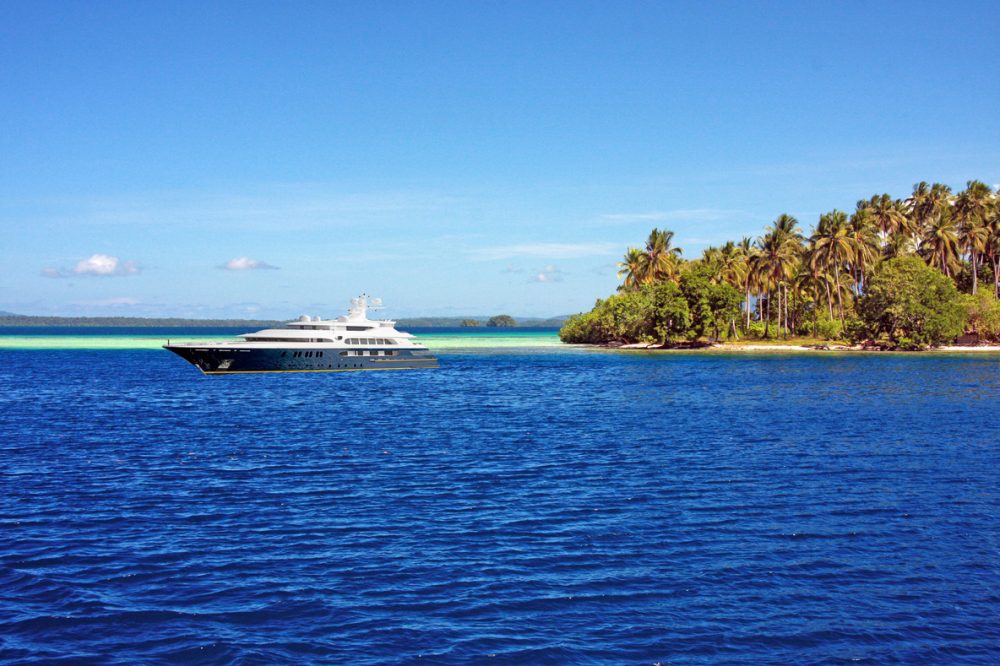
[1,349,998,663]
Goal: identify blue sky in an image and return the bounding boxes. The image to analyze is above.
[2,1,999,318]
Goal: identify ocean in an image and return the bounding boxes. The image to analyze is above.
[1,328,998,663]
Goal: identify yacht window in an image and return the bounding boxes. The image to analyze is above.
[339,351,348,356]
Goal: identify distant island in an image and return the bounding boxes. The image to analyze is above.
[561,180,1000,351]
[0,314,567,328]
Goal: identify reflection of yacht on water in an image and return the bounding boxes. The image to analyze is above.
[164,295,439,374]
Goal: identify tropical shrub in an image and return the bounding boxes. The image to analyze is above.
[857,256,967,346]
[799,313,841,340]
[841,317,867,345]
[678,265,741,339]
[559,282,690,344]
[743,321,766,339]
[558,311,602,344]
[648,281,690,343]
[962,290,1000,341]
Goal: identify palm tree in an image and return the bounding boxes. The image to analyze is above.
[766,214,803,336]
[848,201,880,295]
[954,180,994,293]
[984,194,1000,297]
[810,210,854,329]
[704,241,746,290]
[617,247,645,290]
[791,263,827,337]
[642,228,683,283]
[868,193,910,249]
[715,240,749,338]
[738,236,757,329]
[755,219,801,337]
[920,208,961,277]
[804,243,834,321]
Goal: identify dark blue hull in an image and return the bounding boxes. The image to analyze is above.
[164,345,439,374]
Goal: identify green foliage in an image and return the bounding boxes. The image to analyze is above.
[857,256,967,346]
[648,281,690,343]
[558,282,689,344]
[962,290,1000,341]
[558,311,600,344]
[744,320,766,338]
[805,315,841,340]
[459,319,481,327]
[679,265,740,339]
[486,314,517,327]
[841,317,867,344]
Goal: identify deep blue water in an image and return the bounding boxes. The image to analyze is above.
[1,347,998,664]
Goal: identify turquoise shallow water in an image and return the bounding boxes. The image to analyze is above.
[1,329,998,663]
[0,326,561,350]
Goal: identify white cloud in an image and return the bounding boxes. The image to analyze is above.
[43,254,141,277]
[41,254,139,278]
[220,257,279,271]
[472,242,618,261]
[532,265,563,283]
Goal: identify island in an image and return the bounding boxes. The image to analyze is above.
[561,181,1000,351]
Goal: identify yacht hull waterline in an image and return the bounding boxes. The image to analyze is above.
[164,295,439,375]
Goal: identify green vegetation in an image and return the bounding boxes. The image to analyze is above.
[961,290,1000,341]
[486,314,517,327]
[563,180,1000,349]
[460,319,482,327]
[855,257,967,347]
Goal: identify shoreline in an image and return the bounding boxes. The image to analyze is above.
[608,341,1000,354]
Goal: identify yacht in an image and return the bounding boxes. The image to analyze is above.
[164,295,438,374]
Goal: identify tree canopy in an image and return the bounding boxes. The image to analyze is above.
[486,314,517,327]
[857,257,967,347]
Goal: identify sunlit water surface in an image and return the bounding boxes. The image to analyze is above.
[1,329,998,664]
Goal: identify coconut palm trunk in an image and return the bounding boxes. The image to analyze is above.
[785,284,792,338]
[834,264,845,330]
[775,282,781,338]
[764,290,771,338]
[825,281,833,320]
[972,252,978,294]
[745,286,751,329]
